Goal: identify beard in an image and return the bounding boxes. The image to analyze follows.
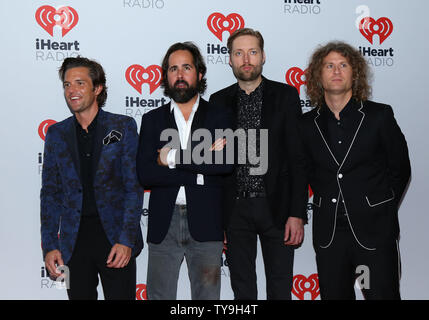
[168,80,199,103]
[232,63,263,82]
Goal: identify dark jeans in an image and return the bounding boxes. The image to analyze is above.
[226,197,294,300]
[315,214,401,300]
[67,216,136,300]
[146,205,223,300]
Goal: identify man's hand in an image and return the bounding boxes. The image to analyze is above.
[45,249,64,280]
[210,138,226,151]
[157,147,171,166]
[284,217,304,246]
[106,244,132,268]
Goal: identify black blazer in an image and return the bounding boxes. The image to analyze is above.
[299,100,411,250]
[209,77,308,229]
[136,98,234,244]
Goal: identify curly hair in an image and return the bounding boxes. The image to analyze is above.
[305,41,372,108]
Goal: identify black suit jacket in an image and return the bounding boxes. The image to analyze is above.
[136,98,234,244]
[209,77,308,229]
[299,100,411,250]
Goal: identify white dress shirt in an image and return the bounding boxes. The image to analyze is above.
[167,95,204,205]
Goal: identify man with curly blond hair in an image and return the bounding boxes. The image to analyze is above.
[300,41,411,299]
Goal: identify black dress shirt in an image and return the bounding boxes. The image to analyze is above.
[320,98,362,227]
[236,80,265,195]
[75,112,100,218]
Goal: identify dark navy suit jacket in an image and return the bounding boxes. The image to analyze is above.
[40,109,144,264]
[137,98,233,244]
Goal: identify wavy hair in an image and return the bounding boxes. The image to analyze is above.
[305,41,372,108]
[161,42,207,97]
[59,56,108,108]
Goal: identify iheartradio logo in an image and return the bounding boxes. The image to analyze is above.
[207,13,245,42]
[35,6,79,37]
[38,119,57,141]
[285,67,307,95]
[359,17,393,45]
[125,65,162,94]
[136,283,147,300]
[292,274,320,300]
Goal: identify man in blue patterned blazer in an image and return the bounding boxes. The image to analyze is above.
[40,56,143,300]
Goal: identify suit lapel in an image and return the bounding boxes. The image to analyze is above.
[164,102,178,131]
[261,78,274,130]
[92,109,106,175]
[314,101,366,169]
[314,108,340,167]
[338,101,365,170]
[225,84,239,129]
[63,118,81,179]
[191,98,208,132]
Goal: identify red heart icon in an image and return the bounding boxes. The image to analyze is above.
[292,274,320,300]
[286,67,307,95]
[359,17,393,45]
[35,5,79,37]
[207,12,245,42]
[125,64,162,94]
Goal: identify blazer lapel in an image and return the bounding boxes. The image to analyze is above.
[314,108,340,167]
[92,109,106,174]
[164,102,178,131]
[261,78,274,130]
[63,118,81,180]
[338,101,365,170]
[225,84,239,129]
[191,98,208,133]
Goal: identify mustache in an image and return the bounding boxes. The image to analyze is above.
[174,80,189,88]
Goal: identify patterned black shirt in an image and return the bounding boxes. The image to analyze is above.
[236,80,265,194]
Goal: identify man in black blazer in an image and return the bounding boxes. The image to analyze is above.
[300,41,411,299]
[136,42,233,299]
[209,28,308,300]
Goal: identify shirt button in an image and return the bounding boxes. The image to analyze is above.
[338,141,342,144]
[338,173,343,179]
[331,198,337,203]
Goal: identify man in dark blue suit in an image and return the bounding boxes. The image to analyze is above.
[40,56,143,300]
[136,42,233,299]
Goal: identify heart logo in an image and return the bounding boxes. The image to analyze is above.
[359,17,393,45]
[38,119,57,141]
[207,12,245,42]
[285,67,307,95]
[125,64,162,94]
[136,284,147,300]
[35,5,79,37]
[292,274,320,300]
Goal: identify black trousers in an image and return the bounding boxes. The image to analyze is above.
[226,197,294,300]
[315,214,401,300]
[67,216,136,300]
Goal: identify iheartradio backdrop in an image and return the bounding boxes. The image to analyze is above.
[0,0,427,300]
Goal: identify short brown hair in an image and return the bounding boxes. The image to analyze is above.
[227,28,264,53]
[305,41,372,108]
[59,56,108,108]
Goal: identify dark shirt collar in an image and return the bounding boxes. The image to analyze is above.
[321,97,359,120]
[74,109,100,133]
[237,78,264,98]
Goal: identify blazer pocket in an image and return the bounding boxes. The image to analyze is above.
[365,188,395,207]
[312,194,322,208]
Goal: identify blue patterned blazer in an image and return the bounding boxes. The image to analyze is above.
[40,109,143,264]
